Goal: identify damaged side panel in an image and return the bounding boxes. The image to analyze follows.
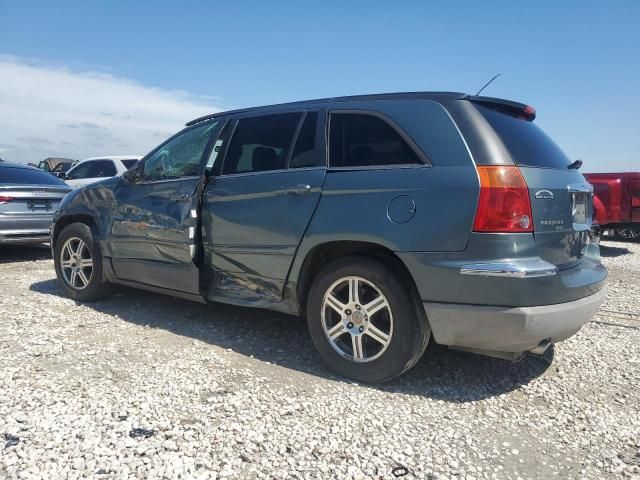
[201,168,326,308]
[109,177,201,294]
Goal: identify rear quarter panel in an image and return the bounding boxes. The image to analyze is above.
[289,99,479,283]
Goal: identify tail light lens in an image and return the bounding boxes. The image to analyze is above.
[630,179,640,207]
[473,166,533,232]
[0,196,14,205]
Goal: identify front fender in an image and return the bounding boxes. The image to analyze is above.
[52,180,118,255]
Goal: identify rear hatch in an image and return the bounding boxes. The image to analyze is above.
[0,184,70,216]
[474,101,593,269]
[0,166,71,217]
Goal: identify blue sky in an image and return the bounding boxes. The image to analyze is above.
[1,0,639,171]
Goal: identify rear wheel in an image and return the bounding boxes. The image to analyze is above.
[307,256,430,383]
[54,222,112,302]
[615,227,640,241]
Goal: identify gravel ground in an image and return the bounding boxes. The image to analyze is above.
[0,240,639,480]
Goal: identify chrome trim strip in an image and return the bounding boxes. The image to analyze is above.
[460,258,558,278]
[567,183,593,193]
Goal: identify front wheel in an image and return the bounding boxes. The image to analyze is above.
[54,222,112,302]
[306,256,430,383]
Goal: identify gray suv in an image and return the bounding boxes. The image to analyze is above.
[50,92,607,382]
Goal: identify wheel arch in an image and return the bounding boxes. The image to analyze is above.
[294,240,420,316]
[53,213,99,246]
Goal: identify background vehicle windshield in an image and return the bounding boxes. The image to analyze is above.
[66,160,117,179]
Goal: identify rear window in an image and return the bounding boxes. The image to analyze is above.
[476,105,571,169]
[329,113,422,168]
[0,166,68,185]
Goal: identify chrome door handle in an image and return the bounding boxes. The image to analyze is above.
[282,184,311,196]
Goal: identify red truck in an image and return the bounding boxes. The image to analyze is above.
[584,172,640,240]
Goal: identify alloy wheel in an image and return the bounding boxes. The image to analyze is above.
[60,237,93,290]
[321,276,393,362]
[617,228,640,240]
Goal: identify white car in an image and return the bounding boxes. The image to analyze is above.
[63,156,142,188]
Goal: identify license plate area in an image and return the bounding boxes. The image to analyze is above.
[27,200,53,211]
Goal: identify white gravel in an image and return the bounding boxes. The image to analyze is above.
[1,240,639,480]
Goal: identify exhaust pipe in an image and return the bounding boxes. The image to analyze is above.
[529,339,551,355]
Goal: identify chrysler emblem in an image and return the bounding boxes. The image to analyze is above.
[535,190,554,199]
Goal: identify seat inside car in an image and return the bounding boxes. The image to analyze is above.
[252,146,280,172]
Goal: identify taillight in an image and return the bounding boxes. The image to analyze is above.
[630,179,640,207]
[0,196,14,205]
[473,166,533,233]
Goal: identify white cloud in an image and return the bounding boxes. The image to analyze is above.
[0,55,221,164]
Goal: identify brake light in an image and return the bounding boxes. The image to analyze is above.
[630,180,640,207]
[473,166,533,232]
[0,196,14,205]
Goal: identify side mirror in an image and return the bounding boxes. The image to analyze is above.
[57,172,66,179]
[122,161,144,184]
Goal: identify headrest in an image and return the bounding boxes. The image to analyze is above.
[252,147,279,172]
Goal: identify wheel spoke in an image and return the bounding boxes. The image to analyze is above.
[80,258,93,268]
[70,270,78,287]
[77,269,90,287]
[63,242,74,260]
[351,334,364,360]
[61,259,73,268]
[77,241,87,258]
[327,322,346,340]
[326,294,346,314]
[364,296,388,317]
[366,323,390,346]
[348,277,359,304]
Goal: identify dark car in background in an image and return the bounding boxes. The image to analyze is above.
[51,92,607,382]
[1,161,72,244]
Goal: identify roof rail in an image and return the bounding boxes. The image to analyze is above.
[185,91,468,126]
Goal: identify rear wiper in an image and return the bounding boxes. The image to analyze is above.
[568,159,582,170]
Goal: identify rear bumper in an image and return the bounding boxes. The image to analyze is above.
[424,286,606,356]
[398,240,608,307]
[0,215,53,244]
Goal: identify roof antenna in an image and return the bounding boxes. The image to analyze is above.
[475,73,501,96]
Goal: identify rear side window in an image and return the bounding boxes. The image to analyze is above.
[289,112,318,168]
[222,113,301,175]
[476,105,571,169]
[329,113,422,168]
[0,166,68,185]
[67,160,117,179]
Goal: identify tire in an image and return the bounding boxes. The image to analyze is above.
[53,222,112,302]
[306,255,430,383]
[615,227,640,241]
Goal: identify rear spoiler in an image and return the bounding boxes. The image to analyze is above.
[466,95,536,121]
